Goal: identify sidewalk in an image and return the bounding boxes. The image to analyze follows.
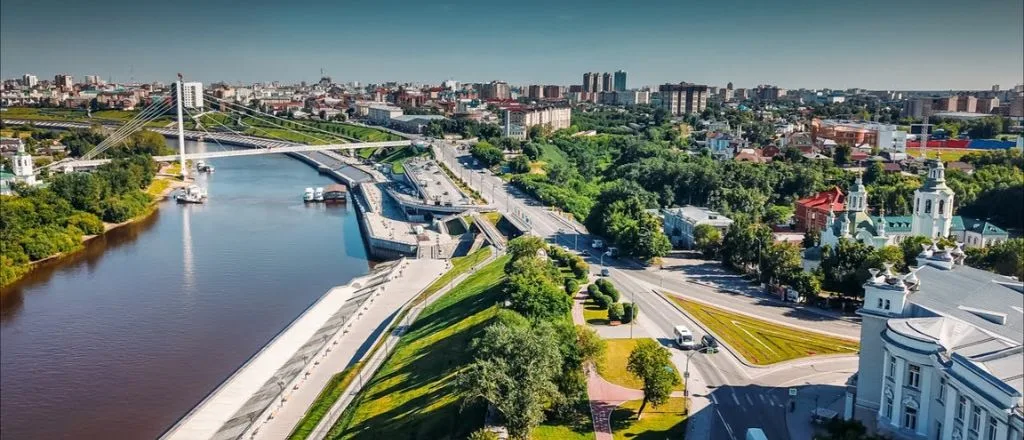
[785,385,847,440]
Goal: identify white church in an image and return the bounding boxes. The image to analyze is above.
[0,139,38,195]
[820,159,1009,249]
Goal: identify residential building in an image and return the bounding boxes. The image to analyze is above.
[958,218,1010,249]
[719,87,734,102]
[368,105,403,125]
[503,109,527,140]
[613,90,650,106]
[179,81,204,108]
[503,105,571,133]
[583,72,600,93]
[479,81,510,100]
[848,251,1023,440]
[22,74,37,88]
[978,97,1000,114]
[54,74,73,89]
[527,85,544,100]
[706,132,743,160]
[543,85,562,100]
[753,85,787,101]
[389,114,446,134]
[601,73,613,92]
[905,98,937,119]
[661,206,734,249]
[819,161,1009,250]
[613,70,627,91]
[658,82,708,116]
[84,75,101,85]
[795,187,846,232]
[733,88,750,100]
[956,95,978,113]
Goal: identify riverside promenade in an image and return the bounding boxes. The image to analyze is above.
[160,258,447,440]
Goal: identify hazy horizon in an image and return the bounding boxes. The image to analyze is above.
[2,0,1022,90]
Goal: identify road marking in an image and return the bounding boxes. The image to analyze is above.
[770,395,780,406]
[709,393,718,405]
[732,392,740,406]
[759,394,766,404]
[745,394,754,406]
[716,408,737,440]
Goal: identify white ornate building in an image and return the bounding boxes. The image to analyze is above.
[820,160,1008,250]
[849,244,1024,440]
[1,140,38,194]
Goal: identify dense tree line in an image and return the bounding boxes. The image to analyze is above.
[1,157,158,286]
[458,237,603,439]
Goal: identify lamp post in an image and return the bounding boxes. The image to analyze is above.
[683,346,711,397]
[754,237,764,283]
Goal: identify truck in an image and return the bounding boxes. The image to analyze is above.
[591,239,604,249]
[673,325,698,350]
[746,428,768,440]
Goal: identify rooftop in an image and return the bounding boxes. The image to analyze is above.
[663,205,734,226]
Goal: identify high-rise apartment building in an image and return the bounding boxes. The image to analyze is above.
[527,85,544,100]
[582,72,600,93]
[480,81,511,100]
[753,85,787,101]
[84,75,101,85]
[178,81,204,108]
[601,72,613,92]
[955,94,977,113]
[613,70,627,91]
[977,97,1000,113]
[658,83,709,115]
[54,74,73,89]
[22,74,37,87]
[543,85,562,99]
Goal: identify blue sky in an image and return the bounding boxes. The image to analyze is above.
[2,0,1022,90]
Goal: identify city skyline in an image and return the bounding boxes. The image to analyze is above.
[2,0,1022,90]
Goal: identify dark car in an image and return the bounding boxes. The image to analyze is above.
[701,335,719,353]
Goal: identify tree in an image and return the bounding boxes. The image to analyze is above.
[819,240,874,296]
[899,236,933,268]
[468,429,500,440]
[764,205,795,226]
[507,235,548,263]
[509,155,531,174]
[471,141,504,167]
[458,322,563,440]
[607,303,624,322]
[576,325,606,367]
[693,224,723,258]
[761,242,802,285]
[833,145,851,166]
[522,142,541,160]
[626,339,680,418]
[505,256,571,320]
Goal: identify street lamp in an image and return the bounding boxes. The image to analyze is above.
[683,346,711,397]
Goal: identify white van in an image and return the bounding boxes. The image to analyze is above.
[674,325,698,350]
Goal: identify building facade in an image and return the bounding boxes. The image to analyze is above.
[658,83,709,116]
[795,187,846,232]
[179,81,204,109]
[661,206,734,249]
[543,85,562,100]
[812,119,907,152]
[849,249,1023,440]
[480,81,510,100]
[22,74,37,87]
[613,70,627,91]
[54,74,73,89]
[368,105,403,125]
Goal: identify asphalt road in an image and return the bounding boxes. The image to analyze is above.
[431,140,856,440]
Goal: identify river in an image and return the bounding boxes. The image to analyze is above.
[0,140,370,439]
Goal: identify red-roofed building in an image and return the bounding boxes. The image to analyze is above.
[795,187,845,232]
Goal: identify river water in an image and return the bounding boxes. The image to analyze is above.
[0,140,370,439]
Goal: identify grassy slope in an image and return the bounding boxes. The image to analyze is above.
[287,365,361,440]
[610,397,687,440]
[670,296,859,365]
[328,255,511,440]
[582,298,609,325]
[596,339,684,391]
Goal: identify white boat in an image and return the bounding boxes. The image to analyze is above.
[196,161,215,173]
[176,185,207,204]
[303,187,315,203]
[314,187,325,202]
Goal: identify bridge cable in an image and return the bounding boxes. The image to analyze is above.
[200,97,345,146]
[83,99,174,160]
[202,93,351,144]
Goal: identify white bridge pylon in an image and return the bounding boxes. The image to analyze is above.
[62,140,412,168]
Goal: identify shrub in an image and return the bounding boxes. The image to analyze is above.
[593,293,610,310]
[564,278,580,295]
[596,278,620,302]
[621,303,639,323]
[587,283,600,299]
[570,257,589,280]
[608,303,624,322]
[66,212,104,235]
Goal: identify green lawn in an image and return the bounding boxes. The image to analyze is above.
[906,147,974,162]
[610,398,687,440]
[669,295,859,365]
[287,365,361,440]
[327,254,510,440]
[482,212,502,225]
[538,142,569,168]
[356,148,377,159]
[532,412,595,440]
[379,146,424,174]
[596,339,684,391]
[582,298,608,325]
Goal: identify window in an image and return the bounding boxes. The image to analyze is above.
[878,298,884,309]
[938,378,946,404]
[916,199,920,214]
[939,200,945,214]
[888,356,897,379]
[907,364,921,388]
[970,406,982,432]
[935,421,943,440]
[986,417,998,440]
[904,406,918,431]
[885,299,891,310]
[956,395,967,421]
[925,200,932,214]
[885,395,894,419]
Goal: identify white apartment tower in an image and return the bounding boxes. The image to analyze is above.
[179,82,204,109]
[910,160,955,239]
[22,74,38,87]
